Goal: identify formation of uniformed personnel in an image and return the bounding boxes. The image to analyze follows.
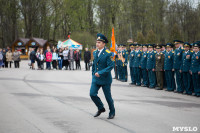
[90,33,115,119]
[155,44,165,90]
[124,40,200,97]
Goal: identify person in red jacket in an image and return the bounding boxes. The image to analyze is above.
[46,49,52,70]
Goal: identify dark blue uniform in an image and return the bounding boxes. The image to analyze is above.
[90,48,115,116]
[180,50,193,95]
[133,50,142,85]
[140,51,148,86]
[164,50,176,91]
[173,47,185,93]
[129,49,135,84]
[146,50,157,88]
[190,51,200,96]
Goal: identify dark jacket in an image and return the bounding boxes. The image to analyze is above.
[30,51,36,60]
[74,52,81,61]
[84,51,91,62]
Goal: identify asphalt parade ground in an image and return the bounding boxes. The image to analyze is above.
[0,61,200,133]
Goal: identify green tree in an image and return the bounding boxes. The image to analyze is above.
[136,32,145,44]
[146,30,156,43]
[169,23,182,42]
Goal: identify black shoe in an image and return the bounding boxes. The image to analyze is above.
[107,114,115,119]
[129,83,135,85]
[94,108,106,117]
[156,88,162,90]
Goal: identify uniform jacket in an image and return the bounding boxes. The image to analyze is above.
[180,50,193,72]
[146,50,156,70]
[164,51,174,70]
[133,50,142,67]
[129,50,135,67]
[190,51,200,73]
[155,52,164,71]
[140,51,148,69]
[92,48,114,85]
[173,47,184,69]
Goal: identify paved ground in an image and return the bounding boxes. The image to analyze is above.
[0,61,200,133]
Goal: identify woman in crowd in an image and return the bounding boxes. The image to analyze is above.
[74,49,81,70]
[13,49,21,68]
[68,47,75,70]
[39,49,45,70]
[58,48,63,70]
[63,47,69,70]
[36,49,41,69]
[46,49,52,70]
[6,49,13,68]
[52,48,58,70]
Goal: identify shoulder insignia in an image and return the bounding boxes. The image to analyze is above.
[154,51,157,53]
[110,56,114,61]
[190,50,193,52]
[172,51,174,53]
[147,51,149,53]
[105,49,111,53]
[161,53,163,54]
[126,52,129,54]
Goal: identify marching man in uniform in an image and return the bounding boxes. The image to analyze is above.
[90,33,115,119]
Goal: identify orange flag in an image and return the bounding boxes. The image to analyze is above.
[110,27,117,54]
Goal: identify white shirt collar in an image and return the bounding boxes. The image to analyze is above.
[97,48,104,57]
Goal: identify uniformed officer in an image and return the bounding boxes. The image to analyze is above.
[121,44,128,82]
[180,42,193,95]
[190,42,200,97]
[146,44,157,88]
[90,33,115,119]
[133,44,142,86]
[129,43,136,85]
[140,44,149,87]
[164,43,176,91]
[173,40,185,93]
[155,44,165,90]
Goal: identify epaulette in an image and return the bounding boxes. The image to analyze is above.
[126,52,129,54]
[172,51,174,53]
[190,50,193,52]
[161,52,163,54]
[105,49,111,53]
[147,51,149,53]
[154,51,157,53]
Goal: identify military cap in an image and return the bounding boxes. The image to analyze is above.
[184,42,191,47]
[166,43,173,48]
[129,44,135,48]
[142,44,148,47]
[174,40,184,44]
[193,42,200,47]
[155,44,162,49]
[135,44,141,47]
[148,44,154,48]
[97,33,108,43]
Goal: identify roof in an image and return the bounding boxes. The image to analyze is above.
[12,38,29,46]
[30,38,48,46]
